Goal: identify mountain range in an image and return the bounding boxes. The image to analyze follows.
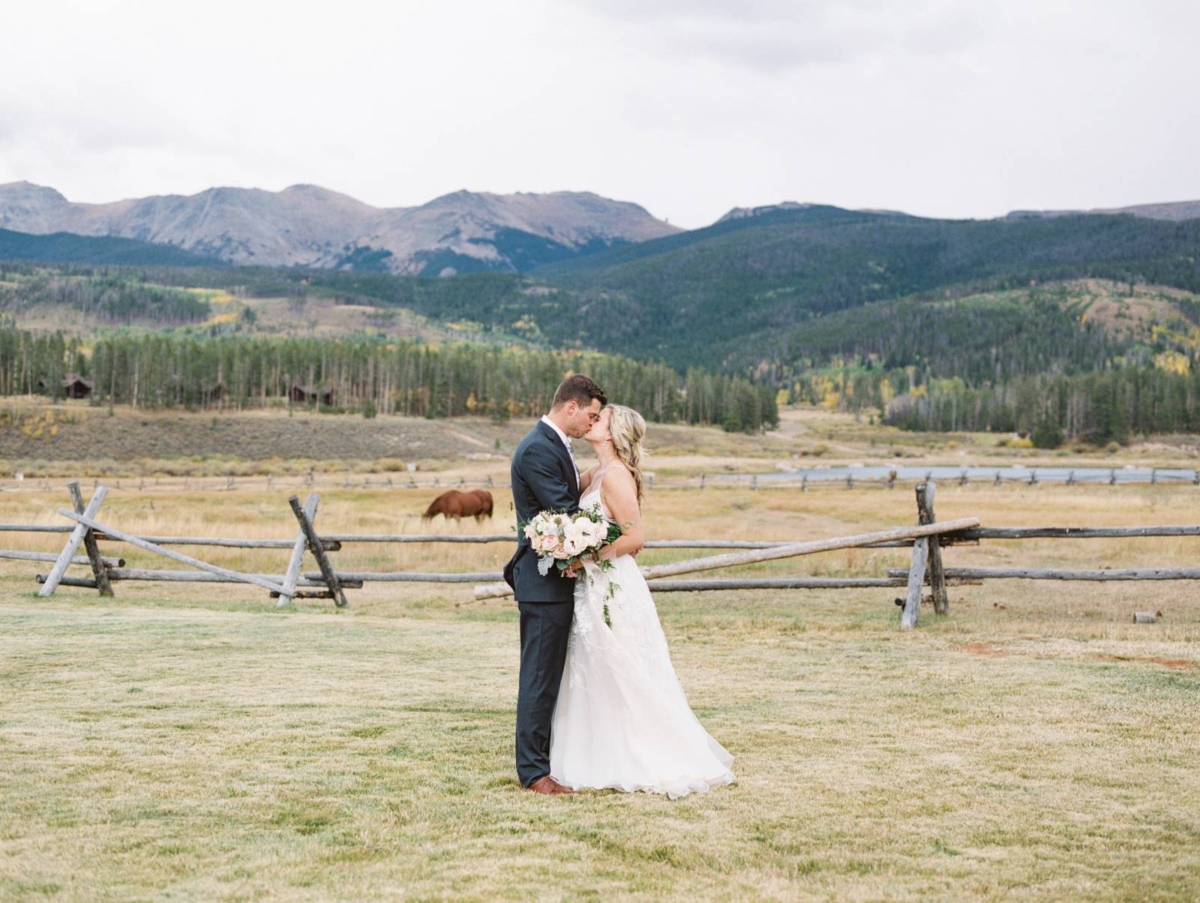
[4,181,1200,278]
[0,181,679,275]
[1004,200,1200,221]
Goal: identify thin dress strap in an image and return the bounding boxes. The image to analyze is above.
[584,465,615,519]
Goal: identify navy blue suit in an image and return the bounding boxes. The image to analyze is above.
[505,420,580,785]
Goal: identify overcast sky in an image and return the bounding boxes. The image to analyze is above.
[1,0,1197,228]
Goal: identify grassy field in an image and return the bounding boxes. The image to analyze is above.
[1,468,1199,900]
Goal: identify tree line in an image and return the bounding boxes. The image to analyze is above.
[882,367,1200,445]
[0,327,778,431]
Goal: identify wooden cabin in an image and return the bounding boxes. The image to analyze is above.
[62,374,93,399]
[290,384,334,406]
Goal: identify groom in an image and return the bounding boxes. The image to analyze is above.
[504,374,606,795]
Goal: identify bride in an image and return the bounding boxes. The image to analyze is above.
[550,404,735,799]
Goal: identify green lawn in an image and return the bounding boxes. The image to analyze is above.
[2,579,1197,901]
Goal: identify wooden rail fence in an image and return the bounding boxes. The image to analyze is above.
[4,465,1200,498]
[1,482,1196,629]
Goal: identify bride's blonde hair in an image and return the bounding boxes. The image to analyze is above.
[606,404,647,501]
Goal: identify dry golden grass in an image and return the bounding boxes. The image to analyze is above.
[1,476,1199,900]
[2,403,1198,484]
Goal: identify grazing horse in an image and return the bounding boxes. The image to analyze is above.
[422,488,494,522]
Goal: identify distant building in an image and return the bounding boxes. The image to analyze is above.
[62,374,93,399]
[290,383,334,406]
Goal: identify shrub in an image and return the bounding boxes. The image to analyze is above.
[1032,419,1064,449]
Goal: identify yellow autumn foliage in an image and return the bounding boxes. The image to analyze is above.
[1154,350,1191,375]
[878,377,895,406]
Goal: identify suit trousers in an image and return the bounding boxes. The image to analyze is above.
[515,600,574,786]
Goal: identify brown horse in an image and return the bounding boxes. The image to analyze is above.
[422,488,494,522]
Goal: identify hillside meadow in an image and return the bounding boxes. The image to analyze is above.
[1,414,1198,901]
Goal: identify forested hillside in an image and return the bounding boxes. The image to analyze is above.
[532,205,1200,371]
[1,267,213,325]
[770,281,1200,443]
[0,228,221,267]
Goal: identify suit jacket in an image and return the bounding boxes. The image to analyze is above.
[504,420,580,603]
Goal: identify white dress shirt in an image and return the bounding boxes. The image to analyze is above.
[540,415,579,486]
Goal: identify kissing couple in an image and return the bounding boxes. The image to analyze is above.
[503,375,735,798]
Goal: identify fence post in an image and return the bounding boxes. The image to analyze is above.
[900,538,929,630]
[288,495,348,608]
[916,482,949,615]
[39,486,109,597]
[67,482,113,597]
[278,494,319,607]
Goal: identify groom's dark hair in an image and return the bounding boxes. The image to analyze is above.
[552,375,607,409]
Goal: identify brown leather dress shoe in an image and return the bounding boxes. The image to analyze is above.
[528,776,577,796]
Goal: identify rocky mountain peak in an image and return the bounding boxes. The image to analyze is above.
[0,182,679,274]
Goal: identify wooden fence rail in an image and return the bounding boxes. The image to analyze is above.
[472,518,982,601]
[888,566,1200,581]
[3,466,1200,497]
[0,529,966,551]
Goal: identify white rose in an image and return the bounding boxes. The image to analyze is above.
[580,520,604,548]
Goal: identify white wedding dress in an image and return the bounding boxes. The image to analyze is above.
[549,469,735,799]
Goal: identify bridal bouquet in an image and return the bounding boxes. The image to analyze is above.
[523,504,621,577]
[523,505,624,626]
